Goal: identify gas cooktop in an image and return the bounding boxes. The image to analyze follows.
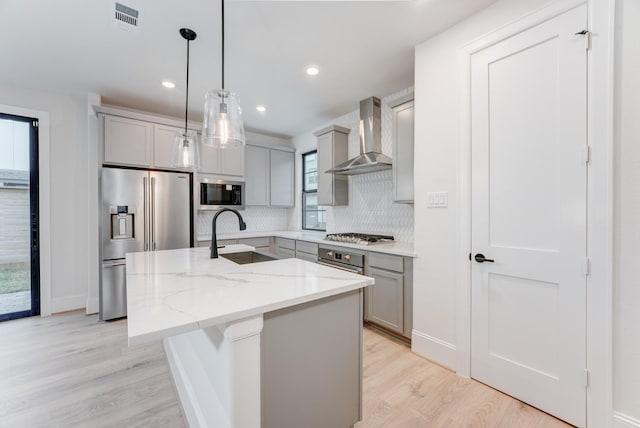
[324,233,395,246]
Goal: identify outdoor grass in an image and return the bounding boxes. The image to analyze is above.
[0,267,30,294]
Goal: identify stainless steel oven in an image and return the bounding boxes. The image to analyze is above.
[317,246,364,275]
[198,176,244,210]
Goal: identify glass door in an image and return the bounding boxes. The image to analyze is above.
[0,112,39,321]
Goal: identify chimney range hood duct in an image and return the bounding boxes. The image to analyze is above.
[325,96,392,175]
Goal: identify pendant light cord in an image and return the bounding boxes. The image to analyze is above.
[184,38,190,134]
[221,0,225,90]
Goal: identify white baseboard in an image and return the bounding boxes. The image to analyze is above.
[51,294,86,313]
[614,412,640,428]
[85,297,99,315]
[411,329,457,370]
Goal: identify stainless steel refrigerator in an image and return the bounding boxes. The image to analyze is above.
[100,167,192,321]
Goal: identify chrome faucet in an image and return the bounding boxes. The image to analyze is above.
[210,208,247,258]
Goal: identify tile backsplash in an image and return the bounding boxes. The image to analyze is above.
[197,206,289,237]
[328,170,414,243]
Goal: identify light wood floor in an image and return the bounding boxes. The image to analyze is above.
[0,311,572,427]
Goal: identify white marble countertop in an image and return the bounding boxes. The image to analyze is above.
[125,245,374,346]
[196,230,417,257]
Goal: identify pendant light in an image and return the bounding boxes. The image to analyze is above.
[202,0,246,149]
[171,28,200,170]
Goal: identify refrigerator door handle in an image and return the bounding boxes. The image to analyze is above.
[151,176,156,251]
[143,176,149,251]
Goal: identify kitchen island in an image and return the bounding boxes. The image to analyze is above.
[126,245,373,428]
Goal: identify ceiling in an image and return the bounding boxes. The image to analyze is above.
[0,0,497,137]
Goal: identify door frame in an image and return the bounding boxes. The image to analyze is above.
[456,0,614,426]
[0,103,52,317]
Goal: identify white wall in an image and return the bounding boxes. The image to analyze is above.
[412,0,551,368]
[291,88,415,242]
[414,0,635,424]
[0,84,90,313]
[613,0,640,422]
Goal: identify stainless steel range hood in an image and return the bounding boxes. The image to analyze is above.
[325,97,392,175]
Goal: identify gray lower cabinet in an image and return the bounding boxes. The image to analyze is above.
[275,237,296,259]
[366,267,404,333]
[262,289,362,428]
[238,237,274,255]
[295,240,318,262]
[364,253,413,340]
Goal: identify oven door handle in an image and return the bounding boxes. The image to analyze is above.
[317,261,363,275]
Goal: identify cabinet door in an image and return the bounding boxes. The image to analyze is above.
[199,141,220,174]
[392,100,414,203]
[245,145,270,206]
[366,267,404,334]
[270,149,294,207]
[220,147,245,177]
[316,132,334,205]
[104,115,153,167]
[153,124,183,169]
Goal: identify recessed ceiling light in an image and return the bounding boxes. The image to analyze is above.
[162,80,176,89]
[305,66,320,76]
[256,105,267,113]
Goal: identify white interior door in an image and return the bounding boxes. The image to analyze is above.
[470,4,588,426]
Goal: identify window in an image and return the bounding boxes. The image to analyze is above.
[302,151,326,231]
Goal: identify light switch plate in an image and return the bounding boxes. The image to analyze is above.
[427,191,448,208]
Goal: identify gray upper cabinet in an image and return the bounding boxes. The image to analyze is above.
[314,125,349,206]
[391,97,414,203]
[270,149,294,207]
[199,141,221,175]
[100,107,244,176]
[245,144,294,207]
[219,147,244,177]
[103,115,153,167]
[153,124,183,169]
[245,145,270,206]
[199,140,244,177]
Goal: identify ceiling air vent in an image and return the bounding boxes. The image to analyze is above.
[114,2,140,28]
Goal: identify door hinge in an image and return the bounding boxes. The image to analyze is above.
[583,368,590,388]
[32,120,39,128]
[583,145,591,164]
[583,257,591,276]
[575,29,591,50]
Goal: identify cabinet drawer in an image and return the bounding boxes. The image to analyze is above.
[275,237,296,251]
[277,248,295,259]
[368,252,404,273]
[217,239,239,246]
[239,237,272,248]
[296,240,318,255]
[197,240,211,248]
[296,252,318,263]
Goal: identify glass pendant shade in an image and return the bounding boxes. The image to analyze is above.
[202,90,246,149]
[171,130,200,170]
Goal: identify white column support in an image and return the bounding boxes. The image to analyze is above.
[164,315,264,428]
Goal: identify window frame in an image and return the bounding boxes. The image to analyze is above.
[301,150,326,232]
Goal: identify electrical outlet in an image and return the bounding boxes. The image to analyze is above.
[427,191,448,208]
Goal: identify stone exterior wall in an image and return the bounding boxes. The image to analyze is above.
[0,170,30,265]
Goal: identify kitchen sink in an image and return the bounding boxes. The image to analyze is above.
[220,251,278,265]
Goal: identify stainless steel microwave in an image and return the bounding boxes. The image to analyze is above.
[198,178,244,210]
